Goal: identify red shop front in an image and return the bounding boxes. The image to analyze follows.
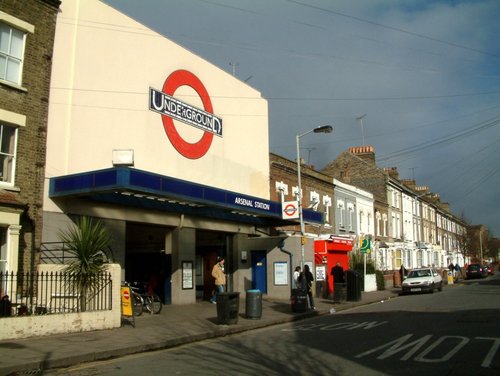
[314,235,353,295]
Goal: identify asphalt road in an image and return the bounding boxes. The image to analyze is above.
[46,274,500,376]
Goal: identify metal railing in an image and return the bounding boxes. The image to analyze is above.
[40,242,78,264]
[40,242,115,265]
[0,271,112,317]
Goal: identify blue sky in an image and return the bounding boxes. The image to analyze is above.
[103,0,500,237]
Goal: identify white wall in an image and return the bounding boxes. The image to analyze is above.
[0,264,121,340]
[44,0,270,215]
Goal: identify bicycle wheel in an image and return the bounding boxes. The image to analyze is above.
[144,293,162,314]
[132,292,143,317]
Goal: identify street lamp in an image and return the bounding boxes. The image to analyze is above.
[296,125,333,270]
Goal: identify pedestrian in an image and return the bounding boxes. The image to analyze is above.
[399,264,408,281]
[303,264,315,310]
[331,262,344,283]
[210,256,225,304]
[454,263,461,281]
[449,262,455,279]
[331,262,345,303]
[293,266,301,289]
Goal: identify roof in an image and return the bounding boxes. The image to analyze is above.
[49,167,324,227]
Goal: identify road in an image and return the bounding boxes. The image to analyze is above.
[46,274,500,376]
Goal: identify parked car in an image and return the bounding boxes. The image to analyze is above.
[401,267,443,294]
[466,263,488,279]
[485,264,495,275]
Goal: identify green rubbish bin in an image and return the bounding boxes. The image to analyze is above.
[290,288,307,312]
[216,292,240,325]
[245,289,262,319]
[346,270,362,301]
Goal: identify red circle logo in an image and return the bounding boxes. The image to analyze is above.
[284,203,298,217]
[161,70,214,159]
[123,290,130,300]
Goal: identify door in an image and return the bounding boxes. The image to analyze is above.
[251,250,267,293]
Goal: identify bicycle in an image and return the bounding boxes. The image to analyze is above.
[128,282,162,315]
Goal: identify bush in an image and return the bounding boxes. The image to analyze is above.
[375,270,385,290]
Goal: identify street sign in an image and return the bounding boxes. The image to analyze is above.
[360,238,371,254]
[282,200,299,219]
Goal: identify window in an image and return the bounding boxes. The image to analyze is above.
[0,123,17,184]
[323,196,331,225]
[0,22,26,85]
[337,200,345,228]
[0,227,7,273]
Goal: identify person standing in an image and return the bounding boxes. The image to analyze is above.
[449,262,455,279]
[331,262,344,284]
[293,266,301,289]
[210,256,225,304]
[331,262,345,303]
[303,264,315,310]
[399,265,408,280]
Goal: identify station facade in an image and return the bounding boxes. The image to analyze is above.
[41,0,322,304]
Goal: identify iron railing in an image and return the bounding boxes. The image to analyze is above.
[0,271,112,317]
[40,242,115,265]
[40,242,78,264]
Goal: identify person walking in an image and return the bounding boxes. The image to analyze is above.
[303,264,315,310]
[210,256,226,304]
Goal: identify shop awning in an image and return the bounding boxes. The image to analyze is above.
[49,167,323,227]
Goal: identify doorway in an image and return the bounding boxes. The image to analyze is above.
[125,222,172,304]
[251,250,267,293]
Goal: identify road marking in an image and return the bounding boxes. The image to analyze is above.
[476,337,500,368]
[356,334,500,368]
[281,321,388,332]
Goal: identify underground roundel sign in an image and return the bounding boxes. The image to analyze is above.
[282,200,299,220]
[149,70,223,159]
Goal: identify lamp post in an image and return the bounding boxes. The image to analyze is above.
[296,125,333,270]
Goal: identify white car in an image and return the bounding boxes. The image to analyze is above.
[401,267,443,294]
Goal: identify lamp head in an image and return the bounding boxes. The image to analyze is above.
[314,125,333,134]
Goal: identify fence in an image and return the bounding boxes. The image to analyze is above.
[0,270,112,317]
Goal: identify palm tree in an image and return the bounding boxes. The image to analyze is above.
[58,216,113,312]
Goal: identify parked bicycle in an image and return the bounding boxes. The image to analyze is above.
[124,281,162,316]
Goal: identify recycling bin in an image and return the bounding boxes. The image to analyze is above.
[245,289,262,319]
[290,288,307,312]
[333,283,346,303]
[216,292,240,325]
[346,270,362,301]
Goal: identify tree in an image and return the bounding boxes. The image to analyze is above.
[58,216,113,311]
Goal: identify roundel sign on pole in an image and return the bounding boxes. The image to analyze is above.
[282,200,299,220]
[149,70,223,160]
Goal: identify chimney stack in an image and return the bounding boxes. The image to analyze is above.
[384,166,399,180]
[348,145,376,165]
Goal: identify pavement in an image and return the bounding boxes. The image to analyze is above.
[0,288,401,375]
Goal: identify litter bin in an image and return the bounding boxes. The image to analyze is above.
[0,296,12,317]
[333,283,346,303]
[245,289,262,319]
[290,288,307,312]
[216,292,240,325]
[346,270,362,301]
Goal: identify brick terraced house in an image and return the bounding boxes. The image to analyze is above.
[0,0,60,273]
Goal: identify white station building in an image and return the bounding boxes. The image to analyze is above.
[42,0,322,304]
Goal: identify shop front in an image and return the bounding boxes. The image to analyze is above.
[314,235,353,297]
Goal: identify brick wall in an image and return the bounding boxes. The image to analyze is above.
[270,153,335,235]
[0,0,60,271]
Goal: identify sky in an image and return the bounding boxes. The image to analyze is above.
[102,0,500,237]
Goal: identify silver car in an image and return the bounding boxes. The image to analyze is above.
[401,267,443,294]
